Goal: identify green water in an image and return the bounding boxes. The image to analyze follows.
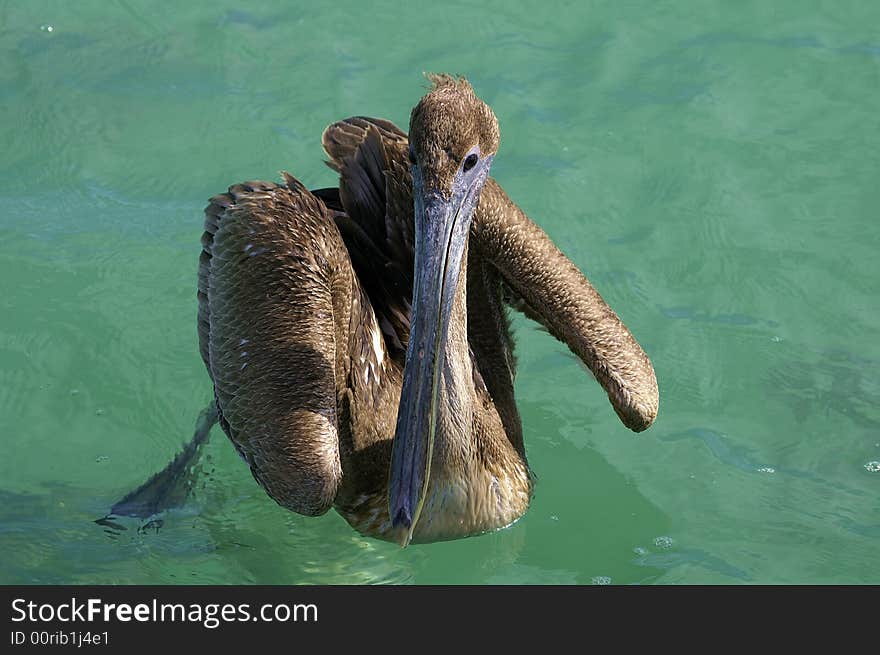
[2,0,878,585]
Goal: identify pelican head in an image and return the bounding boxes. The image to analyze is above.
[388,75,500,546]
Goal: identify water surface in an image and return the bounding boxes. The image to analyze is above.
[2,0,879,584]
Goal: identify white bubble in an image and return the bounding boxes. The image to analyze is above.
[633,546,648,556]
[40,24,54,32]
[591,576,612,585]
[653,535,674,549]
[864,461,880,473]
[757,467,776,474]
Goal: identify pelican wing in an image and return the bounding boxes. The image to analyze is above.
[322,117,414,357]
[473,180,659,431]
[198,176,345,515]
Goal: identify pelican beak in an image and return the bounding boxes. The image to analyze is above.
[388,154,494,547]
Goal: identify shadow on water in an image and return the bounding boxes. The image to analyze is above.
[477,399,760,585]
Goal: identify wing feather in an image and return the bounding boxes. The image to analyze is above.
[321,117,414,357]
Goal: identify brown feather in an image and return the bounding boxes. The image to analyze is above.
[199,176,349,515]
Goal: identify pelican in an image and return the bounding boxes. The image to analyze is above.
[110,74,658,546]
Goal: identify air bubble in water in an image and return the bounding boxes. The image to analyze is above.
[40,24,54,32]
[653,535,674,549]
[864,461,880,473]
[591,576,612,585]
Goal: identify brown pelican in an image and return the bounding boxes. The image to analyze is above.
[109,75,658,546]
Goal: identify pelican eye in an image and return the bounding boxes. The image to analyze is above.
[463,153,478,172]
